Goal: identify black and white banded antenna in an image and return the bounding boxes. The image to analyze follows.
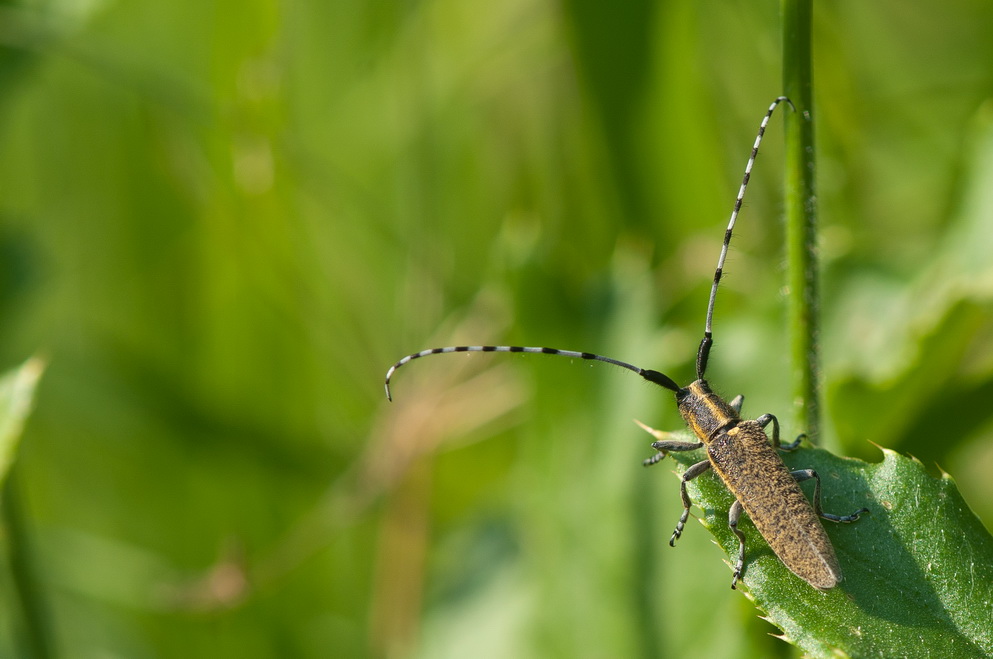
[695,95,794,380]
[385,97,792,402]
[384,345,681,401]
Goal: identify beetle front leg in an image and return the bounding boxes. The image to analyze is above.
[635,420,704,466]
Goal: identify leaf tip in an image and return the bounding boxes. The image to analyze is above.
[867,440,897,459]
[934,462,954,480]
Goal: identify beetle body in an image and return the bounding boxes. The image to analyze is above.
[711,425,842,589]
[677,380,842,589]
[385,97,868,590]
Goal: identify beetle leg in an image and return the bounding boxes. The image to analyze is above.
[635,420,704,466]
[728,499,746,589]
[670,459,711,545]
[755,413,803,451]
[780,432,804,451]
[643,452,666,467]
[791,469,870,522]
[755,413,780,446]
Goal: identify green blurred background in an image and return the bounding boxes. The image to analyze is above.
[1,0,993,657]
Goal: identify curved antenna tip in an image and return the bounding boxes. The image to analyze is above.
[774,95,796,112]
[384,365,398,401]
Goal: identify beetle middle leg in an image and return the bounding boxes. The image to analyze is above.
[669,459,712,545]
[792,469,870,522]
[732,398,802,451]
[755,413,804,451]
[634,421,710,546]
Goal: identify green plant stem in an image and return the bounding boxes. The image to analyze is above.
[781,0,823,446]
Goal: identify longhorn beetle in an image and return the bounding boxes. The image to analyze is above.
[384,96,868,591]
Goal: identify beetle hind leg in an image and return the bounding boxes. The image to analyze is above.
[792,469,870,522]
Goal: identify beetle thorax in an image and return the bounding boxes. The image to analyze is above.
[676,379,741,444]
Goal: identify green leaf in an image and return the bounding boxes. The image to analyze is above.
[0,358,45,487]
[664,440,993,658]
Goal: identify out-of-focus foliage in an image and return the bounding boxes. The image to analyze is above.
[0,359,44,484]
[0,358,47,658]
[0,0,991,657]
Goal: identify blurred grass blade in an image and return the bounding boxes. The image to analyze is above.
[0,357,49,659]
[0,357,45,483]
[666,442,993,658]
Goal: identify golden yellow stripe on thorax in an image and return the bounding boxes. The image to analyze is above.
[684,381,737,444]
